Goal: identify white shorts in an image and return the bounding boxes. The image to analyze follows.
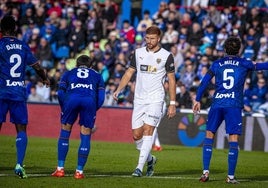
[132,102,164,129]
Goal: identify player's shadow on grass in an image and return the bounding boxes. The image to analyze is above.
[20,166,133,177]
[156,169,224,176]
[241,175,268,182]
[0,166,14,171]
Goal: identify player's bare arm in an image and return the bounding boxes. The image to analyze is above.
[193,101,201,115]
[113,67,136,101]
[167,72,176,119]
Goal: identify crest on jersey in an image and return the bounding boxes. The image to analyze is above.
[156,58,161,64]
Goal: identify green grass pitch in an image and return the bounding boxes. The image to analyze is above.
[0,135,267,188]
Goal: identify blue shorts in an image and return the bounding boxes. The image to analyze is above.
[61,96,96,129]
[0,99,28,125]
[206,107,242,135]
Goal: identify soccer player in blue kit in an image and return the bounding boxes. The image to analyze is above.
[193,36,268,184]
[0,15,50,178]
[51,55,105,179]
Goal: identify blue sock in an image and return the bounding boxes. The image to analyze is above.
[57,129,71,168]
[77,133,91,171]
[203,138,213,171]
[16,131,28,166]
[228,142,239,176]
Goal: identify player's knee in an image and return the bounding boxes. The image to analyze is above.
[15,124,26,132]
[61,124,72,131]
[80,126,90,135]
[206,131,215,139]
[132,128,143,140]
[143,125,155,136]
[229,135,239,143]
[133,133,142,141]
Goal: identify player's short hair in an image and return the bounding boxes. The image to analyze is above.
[0,15,16,35]
[224,36,241,55]
[76,55,92,68]
[146,25,162,36]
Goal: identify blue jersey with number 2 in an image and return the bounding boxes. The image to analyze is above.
[0,37,37,101]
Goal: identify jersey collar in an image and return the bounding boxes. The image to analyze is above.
[146,45,161,53]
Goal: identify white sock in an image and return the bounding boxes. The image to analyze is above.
[57,167,64,170]
[137,135,153,171]
[152,128,157,144]
[154,132,161,147]
[135,138,143,150]
[76,170,83,174]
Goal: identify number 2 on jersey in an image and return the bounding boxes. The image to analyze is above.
[10,54,22,78]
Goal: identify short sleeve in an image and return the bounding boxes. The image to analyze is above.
[165,53,175,73]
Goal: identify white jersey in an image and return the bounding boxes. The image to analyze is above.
[130,46,175,104]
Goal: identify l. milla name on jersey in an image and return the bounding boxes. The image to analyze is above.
[219,60,239,66]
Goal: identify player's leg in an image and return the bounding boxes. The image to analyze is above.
[14,124,28,166]
[135,124,155,173]
[52,101,77,177]
[9,100,28,178]
[225,108,241,184]
[132,103,162,177]
[74,125,91,179]
[200,130,214,182]
[131,104,147,176]
[132,105,144,152]
[51,123,72,177]
[226,134,239,184]
[74,100,96,179]
[14,123,28,179]
[52,123,72,177]
[200,108,223,182]
[153,104,166,151]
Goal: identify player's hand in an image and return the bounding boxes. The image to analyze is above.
[91,125,97,134]
[193,101,201,115]
[43,78,50,87]
[113,91,119,101]
[167,105,176,119]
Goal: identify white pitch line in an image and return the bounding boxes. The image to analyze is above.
[0,173,196,179]
[1,173,268,183]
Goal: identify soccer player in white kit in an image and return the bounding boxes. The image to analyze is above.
[113,25,176,177]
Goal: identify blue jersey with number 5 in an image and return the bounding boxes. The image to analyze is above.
[0,37,38,101]
[210,56,255,108]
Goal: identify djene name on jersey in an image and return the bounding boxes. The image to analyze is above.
[6,44,22,50]
[6,80,24,87]
[71,83,93,90]
[219,60,239,66]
